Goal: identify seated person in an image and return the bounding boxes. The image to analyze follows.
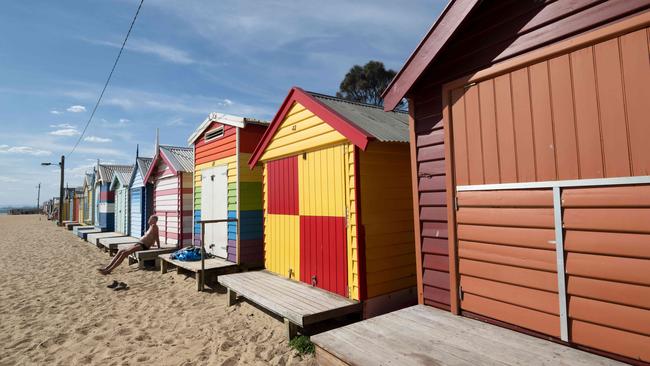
[98,215,160,275]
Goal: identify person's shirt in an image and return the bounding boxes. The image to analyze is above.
[140,225,159,248]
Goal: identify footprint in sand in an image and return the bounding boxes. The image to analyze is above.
[220,340,234,352]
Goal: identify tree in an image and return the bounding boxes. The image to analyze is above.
[336,61,397,108]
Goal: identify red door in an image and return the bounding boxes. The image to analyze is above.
[300,216,348,297]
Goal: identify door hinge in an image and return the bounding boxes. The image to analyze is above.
[454,196,459,211]
[459,285,464,301]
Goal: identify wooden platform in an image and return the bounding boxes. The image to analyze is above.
[160,254,238,291]
[128,247,176,269]
[86,232,126,245]
[218,271,361,339]
[311,305,623,366]
[65,222,81,230]
[98,236,140,254]
[77,227,104,240]
[72,225,95,235]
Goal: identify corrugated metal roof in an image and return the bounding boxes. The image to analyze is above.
[113,165,135,186]
[160,145,193,173]
[97,164,135,183]
[136,157,153,179]
[307,92,409,143]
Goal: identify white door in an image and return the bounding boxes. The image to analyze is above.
[201,165,228,258]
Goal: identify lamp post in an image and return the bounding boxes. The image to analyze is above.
[41,155,65,226]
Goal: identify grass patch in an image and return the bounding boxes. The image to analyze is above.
[289,335,315,355]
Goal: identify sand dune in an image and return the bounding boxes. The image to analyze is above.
[0,215,315,366]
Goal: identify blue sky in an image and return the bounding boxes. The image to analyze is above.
[0,0,444,206]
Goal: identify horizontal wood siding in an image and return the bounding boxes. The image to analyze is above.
[153,161,192,247]
[194,122,236,165]
[98,183,115,231]
[238,150,265,267]
[359,142,416,299]
[260,102,347,162]
[456,189,560,337]
[411,0,650,312]
[449,27,650,186]
[563,185,650,362]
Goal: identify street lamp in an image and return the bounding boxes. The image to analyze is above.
[41,155,65,226]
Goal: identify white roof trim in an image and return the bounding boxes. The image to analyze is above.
[187,112,246,145]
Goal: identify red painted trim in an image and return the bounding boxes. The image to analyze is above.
[382,0,480,110]
[143,148,178,184]
[354,146,367,301]
[248,87,373,168]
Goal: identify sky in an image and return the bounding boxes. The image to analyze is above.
[0,0,444,206]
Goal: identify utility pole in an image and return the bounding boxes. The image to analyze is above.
[58,155,65,226]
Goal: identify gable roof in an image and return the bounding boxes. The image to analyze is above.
[187,112,269,145]
[83,173,94,190]
[128,156,152,187]
[143,145,194,183]
[382,0,480,110]
[249,87,409,167]
[109,164,135,190]
[96,164,134,185]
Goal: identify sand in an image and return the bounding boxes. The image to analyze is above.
[0,215,316,366]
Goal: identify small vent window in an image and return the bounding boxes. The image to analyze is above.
[204,126,224,141]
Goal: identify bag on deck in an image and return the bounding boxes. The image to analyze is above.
[170,247,202,261]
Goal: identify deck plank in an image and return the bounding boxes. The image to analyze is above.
[158,254,236,272]
[312,305,624,366]
[86,232,126,245]
[218,271,361,327]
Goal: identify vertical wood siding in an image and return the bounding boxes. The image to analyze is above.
[115,186,129,234]
[359,142,416,299]
[300,216,347,297]
[410,0,650,312]
[266,156,299,215]
[260,102,347,162]
[264,214,300,280]
[130,188,143,236]
[456,190,560,337]
[449,28,650,186]
[563,185,650,362]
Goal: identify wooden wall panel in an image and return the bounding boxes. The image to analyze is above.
[450,26,650,186]
[300,216,347,297]
[564,184,650,362]
[266,156,299,215]
[456,189,560,338]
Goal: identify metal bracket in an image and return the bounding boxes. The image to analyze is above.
[553,186,569,342]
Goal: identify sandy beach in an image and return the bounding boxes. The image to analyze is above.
[0,215,315,366]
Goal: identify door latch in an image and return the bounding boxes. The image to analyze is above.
[311,275,317,287]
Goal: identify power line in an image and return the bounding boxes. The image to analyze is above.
[68,0,144,157]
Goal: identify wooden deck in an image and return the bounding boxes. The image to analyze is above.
[77,228,103,240]
[218,271,361,339]
[65,222,81,230]
[159,254,238,291]
[72,225,95,235]
[97,236,140,254]
[86,232,126,245]
[128,247,176,269]
[311,305,624,366]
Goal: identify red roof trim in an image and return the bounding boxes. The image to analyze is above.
[143,148,177,183]
[382,0,480,111]
[248,87,372,168]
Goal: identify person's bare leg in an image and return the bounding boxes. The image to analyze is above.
[104,246,139,273]
[101,245,140,274]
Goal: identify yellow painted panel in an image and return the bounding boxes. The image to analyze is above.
[344,144,359,300]
[359,142,416,299]
[260,102,347,162]
[239,153,263,182]
[298,144,347,217]
[264,214,300,281]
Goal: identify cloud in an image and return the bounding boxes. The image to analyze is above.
[49,128,80,136]
[50,110,62,115]
[0,145,52,156]
[84,37,198,65]
[84,136,112,143]
[49,123,76,129]
[0,176,20,183]
[119,118,130,124]
[66,105,86,113]
[166,117,186,127]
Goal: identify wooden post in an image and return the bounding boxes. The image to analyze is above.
[284,318,298,340]
[227,288,237,307]
[200,221,205,291]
